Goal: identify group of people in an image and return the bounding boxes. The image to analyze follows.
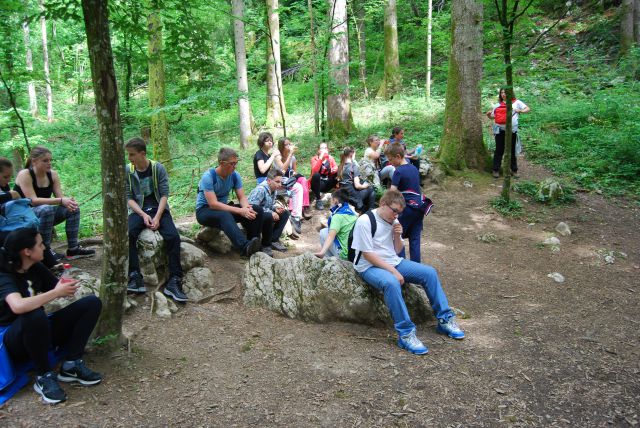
[1,99,534,404]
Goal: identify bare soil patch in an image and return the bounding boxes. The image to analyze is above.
[2,159,639,427]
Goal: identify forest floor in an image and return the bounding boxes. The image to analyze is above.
[2,157,639,427]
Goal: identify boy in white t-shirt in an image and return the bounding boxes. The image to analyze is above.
[351,189,464,355]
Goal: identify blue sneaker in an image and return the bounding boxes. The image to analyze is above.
[436,317,465,339]
[397,331,428,355]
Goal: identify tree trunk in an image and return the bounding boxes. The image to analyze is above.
[351,0,368,98]
[308,0,320,136]
[634,0,640,44]
[377,0,401,99]
[80,0,127,342]
[22,20,38,118]
[76,44,85,105]
[409,0,422,19]
[232,0,254,149]
[438,0,486,171]
[326,0,354,138]
[39,0,53,122]
[426,0,432,100]
[265,0,286,129]
[148,3,171,168]
[621,0,635,55]
[124,38,132,111]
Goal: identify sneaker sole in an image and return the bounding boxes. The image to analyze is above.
[33,382,66,403]
[57,373,102,385]
[397,340,429,355]
[127,287,147,294]
[436,325,465,340]
[65,253,95,261]
[163,288,188,303]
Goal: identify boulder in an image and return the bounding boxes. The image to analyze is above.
[138,229,167,287]
[196,227,234,254]
[538,179,564,202]
[181,242,207,271]
[183,267,215,301]
[243,252,433,326]
[542,236,560,246]
[555,222,571,237]
[153,292,172,318]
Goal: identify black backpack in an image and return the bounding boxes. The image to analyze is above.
[347,210,377,265]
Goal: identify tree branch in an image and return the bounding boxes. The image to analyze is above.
[523,5,571,55]
[0,69,32,153]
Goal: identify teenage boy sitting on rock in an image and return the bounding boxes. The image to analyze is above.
[351,189,464,355]
[247,169,290,256]
[125,137,187,303]
[195,147,263,257]
[314,189,357,260]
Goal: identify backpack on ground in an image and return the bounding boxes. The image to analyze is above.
[347,210,377,264]
[0,199,40,232]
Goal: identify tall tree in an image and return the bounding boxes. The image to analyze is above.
[621,0,635,55]
[425,0,432,100]
[438,0,486,170]
[22,19,38,117]
[377,0,401,99]
[493,0,535,201]
[265,0,286,129]
[326,0,354,138]
[308,0,320,136]
[350,0,368,98]
[148,0,171,168]
[80,0,128,341]
[39,0,53,122]
[232,0,255,148]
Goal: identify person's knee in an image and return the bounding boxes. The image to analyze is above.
[20,309,49,329]
[79,295,102,313]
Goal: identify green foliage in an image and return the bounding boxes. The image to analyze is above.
[490,196,524,218]
[513,179,576,204]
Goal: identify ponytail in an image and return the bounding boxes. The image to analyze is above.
[0,228,39,273]
[337,147,354,181]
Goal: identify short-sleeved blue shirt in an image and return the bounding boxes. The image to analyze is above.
[391,163,422,207]
[196,169,243,210]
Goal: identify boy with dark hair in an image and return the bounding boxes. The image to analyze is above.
[247,169,290,255]
[125,137,187,303]
[314,189,357,260]
[195,147,263,257]
[351,189,464,355]
[387,143,433,264]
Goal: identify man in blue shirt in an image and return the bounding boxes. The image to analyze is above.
[195,148,262,257]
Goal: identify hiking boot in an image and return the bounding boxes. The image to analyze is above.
[34,371,67,404]
[66,246,96,260]
[302,207,312,220]
[291,217,302,234]
[260,246,274,256]
[397,331,428,355]
[164,276,188,303]
[241,237,261,257]
[49,248,65,262]
[436,317,465,340]
[492,171,500,178]
[127,271,146,294]
[58,359,103,386]
[271,241,287,252]
[315,200,325,211]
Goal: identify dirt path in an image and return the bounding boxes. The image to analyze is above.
[3,159,639,427]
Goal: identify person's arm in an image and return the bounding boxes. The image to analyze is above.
[361,252,404,285]
[5,279,80,314]
[257,152,277,174]
[151,164,170,229]
[235,187,257,220]
[276,151,294,172]
[14,170,59,207]
[248,187,272,215]
[329,156,338,175]
[353,176,369,190]
[51,170,78,212]
[515,101,530,114]
[315,229,338,258]
[0,191,20,204]
[310,156,323,175]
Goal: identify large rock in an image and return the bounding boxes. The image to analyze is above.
[183,267,215,301]
[243,252,433,326]
[196,227,234,254]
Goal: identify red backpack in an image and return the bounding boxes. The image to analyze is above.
[493,102,507,125]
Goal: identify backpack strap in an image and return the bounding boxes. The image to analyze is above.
[354,210,377,265]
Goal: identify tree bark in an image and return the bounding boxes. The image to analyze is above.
[232,0,254,149]
[438,0,486,171]
[148,2,171,168]
[377,0,401,99]
[351,0,368,98]
[326,0,354,138]
[634,0,640,44]
[426,0,432,100]
[39,0,53,122]
[620,0,635,55]
[265,0,286,129]
[22,19,38,117]
[308,0,320,136]
[80,0,127,341]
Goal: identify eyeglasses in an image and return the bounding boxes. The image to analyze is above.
[389,206,403,215]
[222,161,239,167]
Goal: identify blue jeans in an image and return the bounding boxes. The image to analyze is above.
[129,208,182,278]
[398,206,424,263]
[359,259,454,337]
[196,205,263,250]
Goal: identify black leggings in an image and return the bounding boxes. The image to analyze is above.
[342,184,376,213]
[493,130,518,173]
[2,295,102,375]
[310,173,337,200]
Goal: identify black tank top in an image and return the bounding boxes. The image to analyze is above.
[14,168,54,199]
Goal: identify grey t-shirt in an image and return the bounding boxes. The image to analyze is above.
[351,209,403,273]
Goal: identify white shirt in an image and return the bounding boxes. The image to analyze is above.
[351,209,403,273]
[492,99,528,133]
